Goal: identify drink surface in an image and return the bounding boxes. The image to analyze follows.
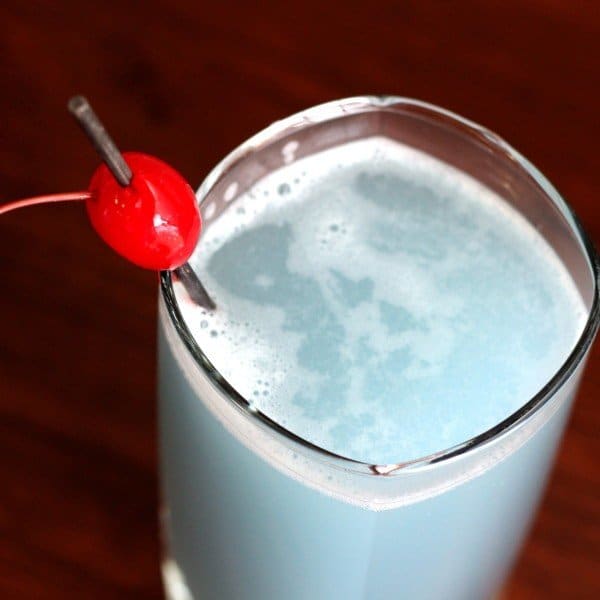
[180,137,586,465]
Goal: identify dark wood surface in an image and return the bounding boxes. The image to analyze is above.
[0,1,598,597]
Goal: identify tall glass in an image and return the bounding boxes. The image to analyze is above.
[157,97,599,599]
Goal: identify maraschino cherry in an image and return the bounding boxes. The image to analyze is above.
[87,152,200,270]
[0,96,202,273]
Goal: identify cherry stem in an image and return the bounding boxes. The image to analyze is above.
[0,192,91,216]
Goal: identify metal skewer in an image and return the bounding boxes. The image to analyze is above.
[67,95,216,310]
[68,96,132,187]
[173,263,216,310]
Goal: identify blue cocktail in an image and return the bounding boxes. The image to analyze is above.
[158,98,598,599]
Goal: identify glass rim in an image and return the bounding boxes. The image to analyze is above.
[159,95,600,475]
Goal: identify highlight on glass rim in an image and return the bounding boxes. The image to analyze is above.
[1,6,598,598]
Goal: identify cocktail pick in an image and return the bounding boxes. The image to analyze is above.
[68,95,216,309]
[0,96,215,310]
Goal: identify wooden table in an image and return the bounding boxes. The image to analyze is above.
[0,1,598,597]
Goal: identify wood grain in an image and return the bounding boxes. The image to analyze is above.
[0,1,598,597]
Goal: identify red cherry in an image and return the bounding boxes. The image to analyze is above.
[87,152,201,270]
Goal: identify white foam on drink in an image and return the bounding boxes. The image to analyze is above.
[177,137,587,466]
